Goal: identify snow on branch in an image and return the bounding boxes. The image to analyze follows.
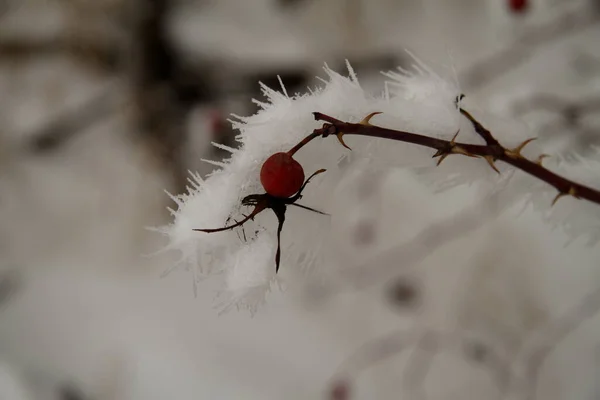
[157,53,600,312]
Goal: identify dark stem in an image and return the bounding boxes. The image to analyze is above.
[287,168,327,203]
[290,203,329,215]
[513,93,600,127]
[314,113,450,150]
[129,0,192,192]
[287,132,322,156]
[458,108,500,146]
[25,87,121,154]
[311,112,600,206]
[193,202,266,233]
[459,10,599,91]
[272,204,286,273]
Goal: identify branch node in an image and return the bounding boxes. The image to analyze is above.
[322,123,337,138]
[448,130,477,158]
[452,145,477,158]
[432,130,477,166]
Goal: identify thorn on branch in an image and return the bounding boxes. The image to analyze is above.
[551,186,579,206]
[312,111,600,206]
[337,132,352,151]
[335,111,384,151]
[359,111,382,126]
[505,138,537,159]
[483,155,500,174]
[534,154,550,166]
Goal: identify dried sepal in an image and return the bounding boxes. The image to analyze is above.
[193,168,327,273]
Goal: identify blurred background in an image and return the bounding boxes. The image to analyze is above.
[0,0,600,399]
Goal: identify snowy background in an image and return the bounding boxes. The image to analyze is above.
[0,0,600,399]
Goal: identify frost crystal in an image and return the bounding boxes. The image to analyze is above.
[158,53,600,312]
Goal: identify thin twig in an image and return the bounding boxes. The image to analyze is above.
[513,94,600,121]
[459,10,599,91]
[331,327,510,399]
[0,37,120,71]
[333,329,421,379]
[459,107,500,146]
[128,0,190,192]
[348,188,504,290]
[402,331,437,400]
[506,285,600,400]
[22,82,125,154]
[309,112,600,206]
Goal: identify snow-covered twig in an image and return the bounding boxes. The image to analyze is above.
[513,93,600,123]
[460,9,599,91]
[311,110,600,206]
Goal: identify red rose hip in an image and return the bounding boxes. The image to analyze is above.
[260,152,305,198]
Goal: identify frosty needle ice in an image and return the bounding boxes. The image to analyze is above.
[193,105,600,274]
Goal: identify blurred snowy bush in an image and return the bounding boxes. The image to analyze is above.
[158,53,600,314]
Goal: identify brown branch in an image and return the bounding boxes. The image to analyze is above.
[0,37,120,71]
[287,131,322,156]
[23,83,124,154]
[459,107,500,146]
[192,202,267,233]
[309,112,600,206]
[128,0,190,192]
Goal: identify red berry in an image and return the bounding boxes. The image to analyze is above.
[508,0,528,13]
[260,152,305,198]
[330,381,350,400]
[208,109,223,135]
